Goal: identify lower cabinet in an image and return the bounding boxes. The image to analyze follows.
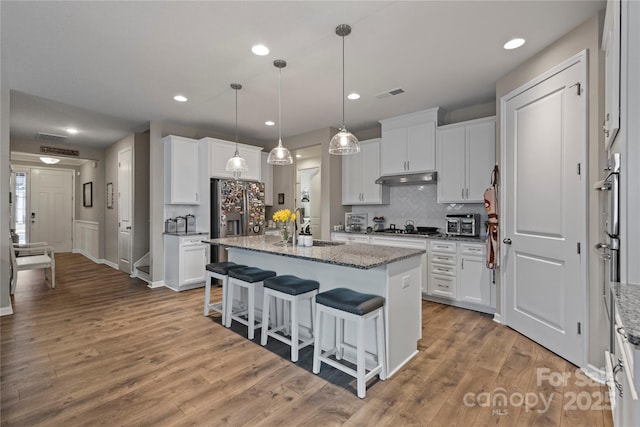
[458,243,492,307]
[164,234,209,291]
[429,240,457,299]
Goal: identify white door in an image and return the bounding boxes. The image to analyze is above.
[30,168,73,252]
[118,147,133,273]
[502,53,587,366]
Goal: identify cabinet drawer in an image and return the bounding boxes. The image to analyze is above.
[431,264,455,276]
[430,274,456,299]
[430,252,456,265]
[430,240,456,253]
[460,243,484,256]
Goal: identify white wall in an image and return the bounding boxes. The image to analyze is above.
[1,87,12,315]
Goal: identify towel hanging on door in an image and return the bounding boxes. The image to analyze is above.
[484,165,499,269]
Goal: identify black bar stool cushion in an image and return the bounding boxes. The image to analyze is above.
[206,262,247,275]
[316,288,384,316]
[228,266,276,283]
[264,275,320,295]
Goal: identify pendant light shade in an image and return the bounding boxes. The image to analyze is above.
[329,24,360,155]
[39,156,61,165]
[267,59,293,165]
[225,83,248,179]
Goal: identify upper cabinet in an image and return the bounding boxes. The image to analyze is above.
[261,152,273,206]
[602,0,621,148]
[164,135,201,205]
[437,117,495,203]
[379,107,444,176]
[342,138,389,205]
[205,137,262,181]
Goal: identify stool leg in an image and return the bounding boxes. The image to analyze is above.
[312,308,323,374]
[291,294,299,362]
[221,276,228,326]
[261,290,270,346]
[377,309,387,381]
[336,317,344,360]
[309,292,317,341]
[204,273,212,316]
[356,315,366,399]
[248,285,255,340]
[225,280,234,328]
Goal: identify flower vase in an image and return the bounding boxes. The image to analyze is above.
[280,222,290,244]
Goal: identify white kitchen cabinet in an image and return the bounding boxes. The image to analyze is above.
[370,235,428,294]
[342,138,389,205]
[164,135,201,205]
[428,240,457,299]
[164,234,209,291]
[379,107,444,176]
[205,137,262,181]
[437,116,495,203]
[331,232,370,244]
[261,152,273,206]
[458,243,491,307]
[602,0,621,148]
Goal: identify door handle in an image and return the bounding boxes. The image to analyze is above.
[126,226,132,230]
[503,238,512,245]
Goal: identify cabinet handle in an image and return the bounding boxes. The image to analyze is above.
[196,192,199,201]
[407,160,410,171]
[461,188,464,198]
[465,188,469,199]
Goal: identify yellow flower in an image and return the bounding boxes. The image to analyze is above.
[291,213,297,221]
[273,209,292,223]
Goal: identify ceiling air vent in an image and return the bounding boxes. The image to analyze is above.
[35,132,67,142]
[375,87,405,99]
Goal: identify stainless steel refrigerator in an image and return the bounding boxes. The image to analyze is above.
[210,179,266,263]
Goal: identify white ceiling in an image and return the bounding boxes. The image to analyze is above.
[2,1,605,150]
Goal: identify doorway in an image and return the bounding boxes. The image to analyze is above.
[294,145,322,237]
[118,147,133,273]
[500,51,588,367]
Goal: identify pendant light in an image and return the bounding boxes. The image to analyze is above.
[225,83,248,179]
[329,24,360,155]
[267,59,293,165]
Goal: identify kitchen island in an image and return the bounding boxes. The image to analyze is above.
[204,235,425,377]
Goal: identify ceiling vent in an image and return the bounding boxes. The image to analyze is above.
[35,132,67,142]
[375,88,405,99]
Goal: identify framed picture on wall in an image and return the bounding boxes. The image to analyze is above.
[83,182,93,207]
[106,182,113,209]
[278,193,285,205]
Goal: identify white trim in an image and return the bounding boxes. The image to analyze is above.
[583,364,606,385]
[0,304,14,316]
[147,281,165,289]
[499,50,589,368]
[101,259,119,270]
[493,313,503,324]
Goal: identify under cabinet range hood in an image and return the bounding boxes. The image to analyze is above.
[375,171,437,185]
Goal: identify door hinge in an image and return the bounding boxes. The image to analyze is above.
[577,242,581,254]
[577,163,581,175]
[577,322,582,335]
[569,82,582,96]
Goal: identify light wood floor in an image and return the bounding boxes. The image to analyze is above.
[2,253,613,426]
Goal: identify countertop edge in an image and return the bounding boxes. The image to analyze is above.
[610,282,640,347]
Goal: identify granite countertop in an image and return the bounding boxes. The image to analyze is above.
[333,231,485,243]
[611,282,640,346]
[203,235,425,270]
[163,232,209,236]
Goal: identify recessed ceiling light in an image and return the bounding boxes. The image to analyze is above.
[173,95,188,102]
[40,156,60,165]
[66,127,79,134]
[265,120,275,126]
[347,93,360,100]
[251,44,269,56]
[296,154,302,158]
[503,38,525,50]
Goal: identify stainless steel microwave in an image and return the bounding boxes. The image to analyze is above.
[445,214,480,237]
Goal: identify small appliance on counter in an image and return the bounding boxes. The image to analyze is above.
[345,212,368,233]
[185,214,196,233]
[445,214,480,237]
[372,216,385,231]
[175,216,187,233]
[165,218,177,233]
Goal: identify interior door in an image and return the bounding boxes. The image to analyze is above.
[118,147,133,273]
[30,168,73,252]
[502,54,587,366]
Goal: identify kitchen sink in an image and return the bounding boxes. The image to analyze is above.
[311,240,345,247]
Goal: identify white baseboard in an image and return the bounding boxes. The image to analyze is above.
[583,364,606,385]
[100,259,119,270]
[73,249,119,270]
[493,313,503,324]
[148,280,165,289]
[0,304,14,316]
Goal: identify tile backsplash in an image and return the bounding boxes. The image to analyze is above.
[351,184,488,234]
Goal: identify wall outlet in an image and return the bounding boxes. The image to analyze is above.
[402,275,410,289]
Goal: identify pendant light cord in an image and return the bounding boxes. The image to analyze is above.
[278,67,282,145]
[235,88,239,148]
[341,33,345,128]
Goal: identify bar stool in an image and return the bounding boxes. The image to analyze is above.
[260,275,320,362]
[312,288,386,399]
[203,261,246,325]
[226,266,276,340]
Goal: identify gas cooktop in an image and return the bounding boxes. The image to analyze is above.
[375,228,441,236]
